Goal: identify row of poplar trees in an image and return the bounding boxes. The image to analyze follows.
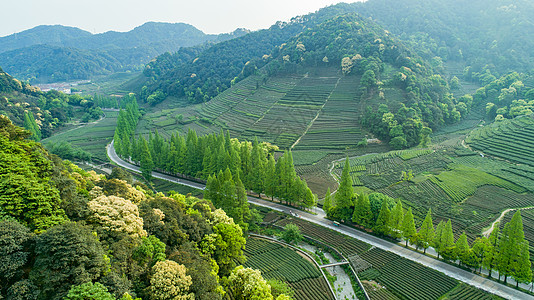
[325,158,532,286]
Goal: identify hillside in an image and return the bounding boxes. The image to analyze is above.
[139,13,453,148]
[353,0,534,82]
[0,23,247,83]
[139,4,355,102]
[0,67,70,138]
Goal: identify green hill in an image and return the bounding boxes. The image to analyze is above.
[0,23,247,83]
[139,13,452,152]
[353,0,534,83]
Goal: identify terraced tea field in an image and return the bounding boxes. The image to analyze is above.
[294,76,366,150]
[275,216,498,300]
[42,110,118,160]
[467,115,534,166]
[243,237,334,300]
[331,146,534,242]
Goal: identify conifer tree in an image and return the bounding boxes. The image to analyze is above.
[483,222,500,277]
[352,193,372,228]
[471,237,487,272]
[417,209,435,253]
[23,111,40,141]
[139,137,154,181]
[373,200,390,235]
[335,158,353,209]
[440,220,456,261]
[455,233,470,267]
[433,221,444,258]
[401,208,416,247]
[264,155,277,201]
[389,200,404,238]
[323,188,333,215]
[512,242,532,287]
[497,211,528,283]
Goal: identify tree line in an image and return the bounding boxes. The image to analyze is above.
[325,158,532,286]
[113,115,317,210]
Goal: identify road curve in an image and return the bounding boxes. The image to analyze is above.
[106,141,533,300]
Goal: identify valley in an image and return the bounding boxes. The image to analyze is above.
[2,0,534,299]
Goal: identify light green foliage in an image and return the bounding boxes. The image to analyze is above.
[352,193,373,228]
[0,116,67,232]
[322,187,332,214]
[281,223,303,244]
[388,200,404,238]
[65,282,115,300]
[439,220,456,261]
[228,266,273,300]
[133,235,166,265]
[373,200,390,235]
[455,233,470,266]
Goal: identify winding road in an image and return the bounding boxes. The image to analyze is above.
[106,141,533,300]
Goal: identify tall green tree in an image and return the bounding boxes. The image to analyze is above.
[455,233,470,267]
[333,158,354,221]
[497,211,528,283]
[439,220,456,261]
[432,221,444,258]
[417,209,435,253]
[352,193,373,228]
[23,111,41,141]
[512,242,532,287]
[483,222,500,277]
[388,200,404,239]
[139,137,154,181]
[401,208,416,247]
[373,200,390,235]
[323,188,333,215]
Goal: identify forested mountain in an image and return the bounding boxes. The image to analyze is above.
[0,25,92,53]
[0,23,248,83]
[139,4,355,102]
[353,0,534,83]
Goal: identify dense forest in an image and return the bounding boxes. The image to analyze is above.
[0,115,293,300]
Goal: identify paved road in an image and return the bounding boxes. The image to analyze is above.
[106,141,533,300]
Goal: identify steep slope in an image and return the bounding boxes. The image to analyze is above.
[140,4,355,103]
[0,67,74,138]
[352,0,534,82]
[140,13,454,152]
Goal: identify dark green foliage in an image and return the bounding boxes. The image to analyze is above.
[30,222,109,300]
[0,220,34,293]
[353,0,534,76]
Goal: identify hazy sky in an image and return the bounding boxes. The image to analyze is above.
[1,0,363,37]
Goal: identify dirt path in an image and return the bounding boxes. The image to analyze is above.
[483,206,534,237]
